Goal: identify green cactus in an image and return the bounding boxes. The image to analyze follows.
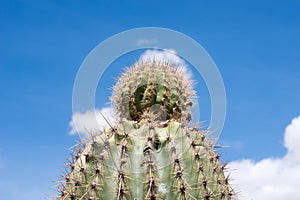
[57,61,235,199]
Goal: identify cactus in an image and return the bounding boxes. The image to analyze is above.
[57,61,235,199]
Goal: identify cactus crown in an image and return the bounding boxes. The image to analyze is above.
[111,61,195,122]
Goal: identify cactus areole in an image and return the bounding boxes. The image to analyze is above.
[57,61,235,199]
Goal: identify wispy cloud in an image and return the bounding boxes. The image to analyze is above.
[69,107,114,135]
[136,38,157,46]
[138,49,184,65]
[229,115,300,200]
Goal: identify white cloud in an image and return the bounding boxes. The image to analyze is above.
[69,107,114,135]
[229,115,300,200]
[284,116,300,162]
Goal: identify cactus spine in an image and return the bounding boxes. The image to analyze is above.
[57,61,235,199]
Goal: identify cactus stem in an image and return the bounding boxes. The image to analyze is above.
[56,61,236,199]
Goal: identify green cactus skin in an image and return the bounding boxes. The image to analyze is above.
[57,61,235,200]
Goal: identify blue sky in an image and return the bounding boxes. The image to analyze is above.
[1,0,300,199]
